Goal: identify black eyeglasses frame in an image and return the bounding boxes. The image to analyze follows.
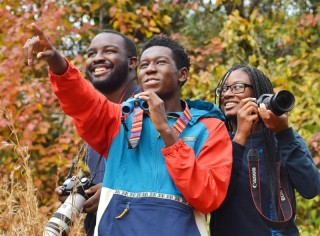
[216,83,253,97]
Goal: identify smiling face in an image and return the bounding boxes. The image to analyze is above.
[85,33,131,94]
[220,69,254,119]
[138,46,186,100]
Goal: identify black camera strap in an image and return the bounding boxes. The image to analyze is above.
[65,142,86,180]
[247,148,294,230]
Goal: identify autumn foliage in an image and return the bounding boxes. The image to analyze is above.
[0,0,319,235]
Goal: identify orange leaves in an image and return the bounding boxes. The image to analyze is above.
[0,2,319,234]
[109,6,117,17]
[108,2,173,40]
[299,13,320,28]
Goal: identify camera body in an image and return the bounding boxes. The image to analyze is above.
[256,90,295,116]
[43,175,94,236]
[122,98,149,114]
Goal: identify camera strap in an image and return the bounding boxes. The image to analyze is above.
[65,142,86,180]
[247,148,294,230]
[128,108,144,148]
[127,100,192,149]
[88,151,104,182]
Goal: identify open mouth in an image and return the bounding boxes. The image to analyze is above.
[144,78,159,85]
[224,102,238,109]
[92,66,111,76]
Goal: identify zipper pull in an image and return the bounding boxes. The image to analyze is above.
[115,202,130,219]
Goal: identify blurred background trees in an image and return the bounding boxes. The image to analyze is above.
[0,0,319,235]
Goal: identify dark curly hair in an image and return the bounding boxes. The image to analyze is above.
[141,34,190,71]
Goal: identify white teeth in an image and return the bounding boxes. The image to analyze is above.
[225,102,237,107]
[94,67,107,73]
[146,79,157,82]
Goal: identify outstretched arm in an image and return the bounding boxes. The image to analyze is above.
[24,23,121,157]
[23,23,68,75]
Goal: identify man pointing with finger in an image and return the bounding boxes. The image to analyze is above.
[25,25,140,235]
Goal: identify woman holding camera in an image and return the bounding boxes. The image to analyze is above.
[210,64,320,236]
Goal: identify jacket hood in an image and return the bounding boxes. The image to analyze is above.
[186,99,225,125]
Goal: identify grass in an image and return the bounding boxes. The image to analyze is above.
[0,102,319,236]
[0,103,86,236]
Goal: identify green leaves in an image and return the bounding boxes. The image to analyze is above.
[0,1,319,234]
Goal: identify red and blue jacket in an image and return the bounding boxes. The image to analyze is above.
[49,60,232,236]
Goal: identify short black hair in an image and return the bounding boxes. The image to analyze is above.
[97,29,137,58]
[141,34,190,71]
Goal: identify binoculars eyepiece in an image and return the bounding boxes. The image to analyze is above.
[122,98,149,114]
[256,90,295,116]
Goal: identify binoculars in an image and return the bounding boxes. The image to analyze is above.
[122,98,149,114]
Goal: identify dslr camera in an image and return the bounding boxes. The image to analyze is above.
[43,175,94,236]
[122,98,149,114]
[256,90,295,116]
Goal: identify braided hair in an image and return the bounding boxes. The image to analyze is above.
[215,64,294,221]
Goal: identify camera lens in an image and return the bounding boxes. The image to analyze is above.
[43,193,86,236]
[43,176,93,236]
[257,90,295,116]
[272,91,294,111]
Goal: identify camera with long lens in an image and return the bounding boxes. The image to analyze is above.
[43,175,94,236]
[122,98,149,114]
[256,90,295,116]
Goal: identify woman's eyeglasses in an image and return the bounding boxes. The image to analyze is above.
[216,83,253,97]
